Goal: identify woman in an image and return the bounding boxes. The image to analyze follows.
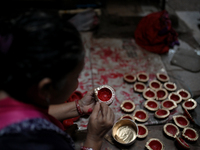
[0,10,115,150]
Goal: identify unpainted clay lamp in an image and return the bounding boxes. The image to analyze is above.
[120,100,135,113]
[156,73,169,82]
[137,124,148,138]
[182,127,199,142]
[177,89,191,101]
[136,72,149,82]
[163,123,180,138]
[161,99,177,111]
[145,138,164,150]
[120,114,135,121]
[94,85,115,105]
[144,99,159,111]
[154,108,170,119]
[164,82,177,92]
[168,92,182,104]
[133,109,149,122]
[133,82,146,93]
[182,98,197,110]
[143,88,156,100]
[123,73,136,83]
[176,137,190,150]
[155,88,168,101]
[149,80,162,91]
[173,115,189,128]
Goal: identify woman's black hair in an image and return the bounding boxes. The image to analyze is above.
[0,10,84,102]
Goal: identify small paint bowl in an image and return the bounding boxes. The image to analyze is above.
[149,80,162,91]
[163,123,180,138]
[154,108,170,119]
[156,73,169,82]
[173,115,189,128]
[182,127,199,142]
[120,100,135,113]
[161,99,177,111]
[176,137,190,150]
[168,92,182,104]
[143,88,156,100]
[182,98,197,110]
[145,138,164,150]
[137,124,148,139]
[177,89,191,101]
[112,119,138,146]
[144,99,159,111]
[155,88,168,101]
[94,85,115,105]
[133,109,149,122]
[123,73,136,83]
[133,82,146,93]
[137,72,149,82]
[164,82,177,92]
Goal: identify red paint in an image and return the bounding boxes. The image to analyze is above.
[138,126,146,135]
[185,129,196,138]
[166,84,174,89]
[157,90,165,98]
[149,140,162,150]
[136,84,144,89]
[185,101,194,107]
[179,91,188,97]
[126,75,134,80]
[145,90,155,97]
[123,116,132,120]
[98,88,112,101]
[147,101,157,108]
[87,108,93,114]
[170,94,179,101]
[163,101,173,108]
[135,111,146,119]
[139,74,147,79]
[151,82,160,88]
[166,125,177,136]
[159,74,167,80]
[123,102,133,109]
[176,117,188,126]
[156,109,167,116]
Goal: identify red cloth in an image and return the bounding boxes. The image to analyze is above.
[134,10,179,54]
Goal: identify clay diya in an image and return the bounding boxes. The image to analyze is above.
[156,73,169,82]
[164,82,177,92]
[120,114,135,121]
[155,88,168,101]
[173,115,189,128]
[177,89,191,101]
[133,109,149,122]
[112,119,138,145]
[183,108,195,123]
[145,138,164,150]
[123,73,136,83]
[182,127,199,142]
[120,100,135,113]
[154,108,170,119]
[163,123,180,138]
[143,88,156,100]
[133,82,146,93]
[137,124,148,138]
[136,72,149,82]
[182,99,197,110]
[161,99,177,111]
[144,99,159,111]
[149,80,162,91]
[94,85,115,105]
[168,92,182,104]
[176,137,190,150]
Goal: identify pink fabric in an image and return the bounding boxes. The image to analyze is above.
[0,97,64,131]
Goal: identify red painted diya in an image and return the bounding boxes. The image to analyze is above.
[143,88,156,100]
[164,82,177,92]
[161,99,177,111]
[137,124,148,138]
[94,85,115,105]
[149,80,162,91]
[120,100,135,113]
[136,72,149,82]
[154,108,170,119]
[168,92,182,104]
[163,123,180,138]
[133,109,149,122]
[133,82,146,93]
[182,98,197,110]
[120,114,135,121]
[123,73,136,83]
[182,127,199,142]
[176,137,190,150]
[183,108,195,123]
[145,138,164,150]
[173,115,189,128]
[156,73,169,82]
[177,89,191,101]
[144,99,159,111]
[155,88,168,101]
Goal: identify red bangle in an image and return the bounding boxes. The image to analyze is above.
[81,146,93,150]
[75,99,84,116]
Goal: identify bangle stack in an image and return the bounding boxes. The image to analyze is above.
[75,99,84,116]
[81,146,93,150]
